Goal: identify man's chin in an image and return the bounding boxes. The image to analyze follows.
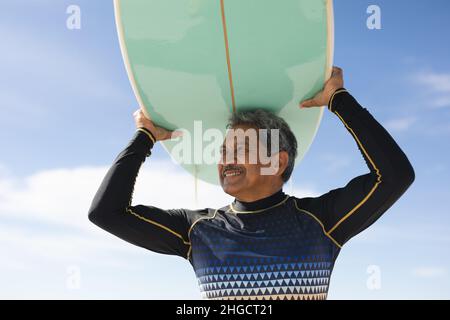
[221,181,244,198]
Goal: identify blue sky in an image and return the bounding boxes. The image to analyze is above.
[0,0,449,299]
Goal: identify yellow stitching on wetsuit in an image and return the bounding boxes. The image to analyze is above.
[126,207,191,246]
[186,244,192,261]
[326,111,383,235]
[127,160,145,208]
[229,195,290,214]
[187,209,219,261]
[127,158,152,221]
[328,89,348,111]
[137,128,156,144]
[293,199,342,249]
[127,131,189,255]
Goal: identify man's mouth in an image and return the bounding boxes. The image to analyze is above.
[222,167,244,178]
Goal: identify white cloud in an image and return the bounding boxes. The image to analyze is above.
[423,163,447,175]
[4,156,449,298]
[0,158,317,230]
[0,159,227,298]
[414,70,450,108]
[0,224,138,269]
[318,153,352,173]
[433,97,450,108]
[0,157,317,298]
[412,267,447,279]
[385,116,417,132]
[416,72,450,93]
[355,223,450,245]
[0,160,230,231]
[0,158,317,280]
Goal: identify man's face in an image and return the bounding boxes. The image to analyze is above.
[218,125,285,198]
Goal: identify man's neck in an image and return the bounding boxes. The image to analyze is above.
[232,188,287,212]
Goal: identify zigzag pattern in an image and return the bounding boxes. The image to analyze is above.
[190,204,340,300]
[197,262,331,300]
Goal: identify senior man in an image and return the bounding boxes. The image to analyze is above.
[88,67,415,300]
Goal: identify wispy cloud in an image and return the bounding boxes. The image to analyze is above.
[385,116,417,132]
[0,20,128,130]
[317,153,352,174]
[354,222,450,250]
[433,97,450,108]
[416,72,450,92]
[412,267,448,279]
[423,163,447,175]
[0,224,138,269]
[414,70,450,108]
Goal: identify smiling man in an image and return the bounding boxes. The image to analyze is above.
[88,67,415,300]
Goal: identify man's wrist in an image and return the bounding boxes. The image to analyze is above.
[137,127,157,145]
[328,88,348,112]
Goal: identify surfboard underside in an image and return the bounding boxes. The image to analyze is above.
[115,0,334,185]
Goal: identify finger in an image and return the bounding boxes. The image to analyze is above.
[158,128,181,141]
[170,130,184,139]
[137,108,153,121]
[134,109,147,120]
[332,67,343,76]
[300,99,317,108]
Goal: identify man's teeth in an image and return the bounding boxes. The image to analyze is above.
[223,170,242,177]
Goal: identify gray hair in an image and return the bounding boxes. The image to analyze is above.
[226,109,298,183]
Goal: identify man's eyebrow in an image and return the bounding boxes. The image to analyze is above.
[220,143,250,150]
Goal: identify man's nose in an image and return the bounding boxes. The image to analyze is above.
[222,149,247,165]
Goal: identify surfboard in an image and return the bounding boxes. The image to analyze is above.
[114,0,334,185]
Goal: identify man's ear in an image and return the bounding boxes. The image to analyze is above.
[276,151,289,178]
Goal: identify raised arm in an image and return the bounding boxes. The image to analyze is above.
[88,111,191,259]
[299,67,415,247]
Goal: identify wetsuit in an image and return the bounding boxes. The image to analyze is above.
[88,88,415,300]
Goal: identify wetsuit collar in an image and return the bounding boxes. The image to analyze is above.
[230,189,289,213]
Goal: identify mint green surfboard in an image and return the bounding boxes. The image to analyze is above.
[114,0,334,185]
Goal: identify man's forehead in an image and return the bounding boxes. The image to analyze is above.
[222,126,260,148]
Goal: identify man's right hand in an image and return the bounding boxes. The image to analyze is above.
[299,66,345,109]
[133,109,183,142]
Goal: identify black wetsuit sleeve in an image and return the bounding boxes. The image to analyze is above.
[88,128,191,259]
[302,89,415,247]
